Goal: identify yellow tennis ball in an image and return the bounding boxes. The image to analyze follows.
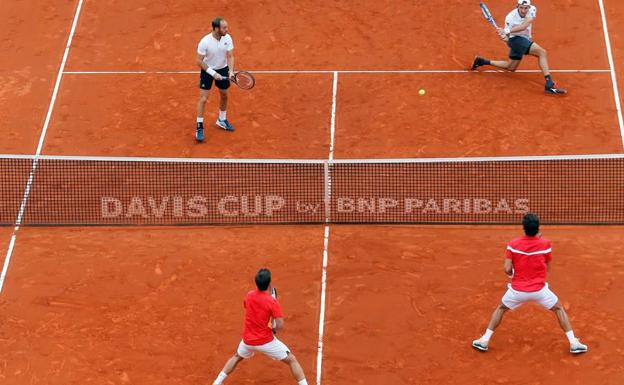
[419,89,426,96]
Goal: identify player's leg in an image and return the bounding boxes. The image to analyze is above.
[215,67,235,132]
[196,89,210,142]
[259,337,309,384]
[197,89,210,119]
[472,36,527,72]
[550,301,572,332]
[196,70,213,142]
[491,59,521,71]
[281,352,308,385]
[471,57,521,71]
[486,303,510,330]
[537,285,588,354]
[529,42,566,94]
[212,354,245,385]
[472,303,509,351]
[528,42,550,77]
[473,284,527,351]
[216,89,233,130]
[551,303,588,353]
[213,342,254,385]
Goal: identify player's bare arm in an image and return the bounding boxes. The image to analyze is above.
[196,53,224,81]
[506,17,533,34]
[195,53,204,70]
[504,258,513,276]
[496,18,533,39]
[227,49,234,79]
[274,317,284,332]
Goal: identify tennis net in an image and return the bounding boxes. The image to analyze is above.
[1,154,623,225]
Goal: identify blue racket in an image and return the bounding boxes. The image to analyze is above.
[480,2,499,29]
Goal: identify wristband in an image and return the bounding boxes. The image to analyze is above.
[206,67,217,77]
[504,27,511,35]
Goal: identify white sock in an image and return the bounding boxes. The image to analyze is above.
[565,330,576,343]
[482,329,494,341]
[213,371,227,385]
[219,110,227,120]
[298,380,308,385]
[197,117,204,123]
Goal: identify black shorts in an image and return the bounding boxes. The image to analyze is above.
[507,36,534,60]
[199,66,230,90]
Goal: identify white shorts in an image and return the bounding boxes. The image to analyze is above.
[237,337,290,361]
[501,283,559,310]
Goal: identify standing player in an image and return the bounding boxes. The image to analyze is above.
[471,0,566,94]
[195,17,235,143]
[211,269,309,385]
[472,213,588,354]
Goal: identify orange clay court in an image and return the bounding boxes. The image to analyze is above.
[1,1,624,384]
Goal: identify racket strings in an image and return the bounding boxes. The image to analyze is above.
[234,72,255,89]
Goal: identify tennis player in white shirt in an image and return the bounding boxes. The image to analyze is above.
[195,17,235,142]
[471,0,566,95]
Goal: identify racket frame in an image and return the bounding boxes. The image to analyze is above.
[271,287,277,332]
[231,71,255,90]
[480,2,499,29]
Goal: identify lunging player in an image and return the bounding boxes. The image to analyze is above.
[211,269,309,385]
[195,17,235,143]
[471,0,566,94]
[472,213,588,354]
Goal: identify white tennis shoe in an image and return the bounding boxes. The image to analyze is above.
[570,339,588,354]
[471,338,489,352]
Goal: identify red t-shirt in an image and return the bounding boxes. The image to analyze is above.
[242,289,283,345]
[505,235,552,292]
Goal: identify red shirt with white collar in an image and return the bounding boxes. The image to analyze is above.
[505,235,552,292]
[242,289,282,345]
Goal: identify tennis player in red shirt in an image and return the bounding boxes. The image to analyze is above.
[211,268,309,385]
[472,213,588,354]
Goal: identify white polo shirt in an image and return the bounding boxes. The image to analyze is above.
[505,6,537,39]
[197,33,234,70]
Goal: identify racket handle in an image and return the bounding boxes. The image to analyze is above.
[271,287,278,333]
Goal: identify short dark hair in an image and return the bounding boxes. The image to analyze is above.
[522,213,540,236]
[255,268,271,291]
[212,17,224,30]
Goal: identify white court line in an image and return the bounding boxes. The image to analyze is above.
[0,0,85,295]
[597,0,624,149]
[329,72,338,162]
[62,69,610,75]
[0,234,17,294]
[317,225,330,385]
[316,71,338,385]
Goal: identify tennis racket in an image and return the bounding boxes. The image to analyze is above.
[271,287,277,333]
[479,2,499,29]
[480,2,509,42]
[230,71,255,90]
